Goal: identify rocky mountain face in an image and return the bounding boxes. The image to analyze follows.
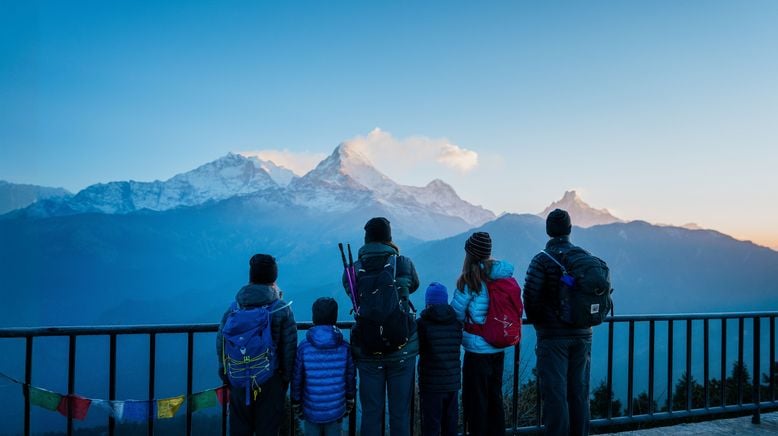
[539,190,622,227]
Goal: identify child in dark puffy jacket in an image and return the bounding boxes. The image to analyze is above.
[417,282,464,436]
[292,297,356,436]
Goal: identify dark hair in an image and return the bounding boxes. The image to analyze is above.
[456,253,492,294]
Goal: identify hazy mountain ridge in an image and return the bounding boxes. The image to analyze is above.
[0,180,71,214]
[539,190,621,227]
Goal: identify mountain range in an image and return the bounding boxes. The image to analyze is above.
[0,180,71,214]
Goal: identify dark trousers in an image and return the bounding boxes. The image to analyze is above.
[357,357,415,436]
[303,419,342,436]
[536,336,592,436]
[420,390,458,436]
[462,351,505,436]
[229,374,286,436]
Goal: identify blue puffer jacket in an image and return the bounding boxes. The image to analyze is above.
[291,325,357,424]
[451,260,515,354]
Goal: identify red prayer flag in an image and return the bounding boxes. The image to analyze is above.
[216,386,229,406]
[56,394,92,420]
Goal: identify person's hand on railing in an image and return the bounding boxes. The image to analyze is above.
[345,398,355,414]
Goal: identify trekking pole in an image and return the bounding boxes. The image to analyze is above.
[339,243,358,314]
[347,244,359,312]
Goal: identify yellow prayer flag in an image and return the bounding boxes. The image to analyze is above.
[156,395,185,419]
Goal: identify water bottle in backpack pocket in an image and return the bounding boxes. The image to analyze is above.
[541,247,613,328]
[222,300,283,405]
[354,254,412,353]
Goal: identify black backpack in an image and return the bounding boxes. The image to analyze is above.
[355,254,412,353]
[541,247,613,328]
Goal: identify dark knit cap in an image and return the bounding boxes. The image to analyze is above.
[425,282,449,306]
[312,297,338,325]
[364,217,392,243]
[465,232,492,260]
[249,254,278,285]
[546,208,572,237]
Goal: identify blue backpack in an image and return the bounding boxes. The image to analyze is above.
[221,300,285,404]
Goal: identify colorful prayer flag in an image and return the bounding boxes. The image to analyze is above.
[122,400,152,422]
[190,389,217,411]
[216,386,229,405]
[92,399,125,420]
[56,394,91,420]
[157,395,185,419]
[28,386,61,411]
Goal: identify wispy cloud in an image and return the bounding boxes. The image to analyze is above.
[343,128,479,172]
[239,149,326,175]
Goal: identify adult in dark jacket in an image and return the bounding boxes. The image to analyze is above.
[342,217,420,436]
[523,209,592,436]
[417,282,463,436]
[216,254,297,436]
[291,297,356,436]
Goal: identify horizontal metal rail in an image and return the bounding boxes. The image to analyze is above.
[1,311,776,435]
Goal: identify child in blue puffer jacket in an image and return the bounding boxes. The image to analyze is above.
[292,297,356,436]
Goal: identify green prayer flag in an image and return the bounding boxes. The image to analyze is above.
[190,390,217,411]
[28,386,62,411]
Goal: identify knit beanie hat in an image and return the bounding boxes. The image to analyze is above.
[546,209,572,237]
[364,217,392,243]
[249,254,278,284]
[425,282,449,306]
[312,297,338,325]
[465,232,492,260]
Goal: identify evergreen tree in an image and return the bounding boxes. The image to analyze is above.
[671,371,705,410]
[631,391,657,415]
[590,380,622,418]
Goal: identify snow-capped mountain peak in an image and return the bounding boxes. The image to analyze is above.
[539,190,621,227]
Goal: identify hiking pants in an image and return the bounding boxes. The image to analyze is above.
[536,335,592,436]
[462,351,505,436]
[303,419,342,436]
[420,390,458,436]
[229,373,286,436]
[357,356,416,436]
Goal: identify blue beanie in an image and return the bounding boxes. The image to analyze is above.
[425,282,449,306]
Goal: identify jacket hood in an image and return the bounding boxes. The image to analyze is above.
[306,325,344,349]
[421,304,457,323]
[236,283,280,307]
[358,242,398,258]
[489,260,514,280]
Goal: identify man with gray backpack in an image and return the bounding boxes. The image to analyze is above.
[523,209,613,436]
[217,254,297,435]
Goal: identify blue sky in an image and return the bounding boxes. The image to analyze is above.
[1,1,777,248]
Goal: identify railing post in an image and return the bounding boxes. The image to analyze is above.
[648,320,655,415]
[186,332,194,436]
[771,316,776,403]
[348,401,357,436]
[606,320,614,420]
[627,320,634,417]
[109,334,117,436]
[738,317,744,406]
[752,317,761,424]
[667,320,673,413]
[148,333,156,436]
[704,318,709,409]
[67,335,76,436]
[513,343,520,434]
[721,319,727,407]
[686,319,692,411]
[24,336,32,436]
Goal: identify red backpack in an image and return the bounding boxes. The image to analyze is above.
[464,277,524,348]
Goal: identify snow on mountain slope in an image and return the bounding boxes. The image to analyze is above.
[291,143,495,226]
[539,190,621,227]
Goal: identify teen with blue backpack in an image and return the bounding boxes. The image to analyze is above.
[291,297,356,436]
[217,254,297,436]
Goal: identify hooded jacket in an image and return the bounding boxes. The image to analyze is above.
[523,236,592,338]
[417,304,463,393]
[216,283,298,384]
[342,242,420,362]
[291,325,357,424]
[451,260,515,354]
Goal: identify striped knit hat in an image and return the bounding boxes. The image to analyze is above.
[465,232,492,260]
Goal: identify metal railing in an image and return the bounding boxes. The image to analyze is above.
[1,311,776,435]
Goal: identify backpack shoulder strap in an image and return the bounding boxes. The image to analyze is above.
[540,250,567,273]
